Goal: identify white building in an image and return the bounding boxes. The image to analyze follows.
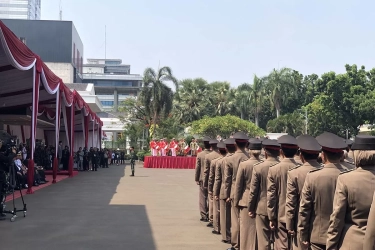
[0,0,41,20]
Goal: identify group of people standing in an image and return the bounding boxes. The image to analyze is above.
[194,131,375,250]
[149,138,201,157]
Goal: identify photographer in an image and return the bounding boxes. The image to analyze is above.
[0,139,16,220]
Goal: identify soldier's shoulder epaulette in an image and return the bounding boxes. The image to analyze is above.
[253,161,263,167]
[269,162,279,168]
[340,169,354,175]
[309,168,323,173]
[288,165,301,171]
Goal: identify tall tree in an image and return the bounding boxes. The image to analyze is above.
[266,67,295,117]
[141,66,178,136]
[209,81,235,116]
[249,75,265,127]
[173,78,211,123]
[235,83,252,120]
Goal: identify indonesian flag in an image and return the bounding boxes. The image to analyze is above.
[164,145,168,150]
[174,145,177,149]
[184,145,190,154]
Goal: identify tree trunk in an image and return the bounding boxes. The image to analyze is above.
[276,108,280,118]
[240,111,244,120]
[255,112,259,127]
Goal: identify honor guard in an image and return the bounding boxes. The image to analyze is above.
[267,135,300,250]
[224,132,250,250]
[234,138,262,250]
[194,136,211,221]
[213,138,236,244]
[298,132,348,250]
[285,135,322,250]
[203,139,221,227]
[326,135,375,250]
[248,139,280,250]
[209,141,225,235]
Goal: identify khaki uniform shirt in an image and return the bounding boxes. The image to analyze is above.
[267,158,299,223]
[194,149,210,182]
[364,191,375,250]
[203,151,221,188]
[326,166,375,250]
[340,160,355,170]
[213,153,234,199]
[224,149,249,200]
[298,163,347,245]
[285,160,322,232]
[234,157,261,207]
[294,155,303,165]
[208,156,223,193]
[248,156,279,215]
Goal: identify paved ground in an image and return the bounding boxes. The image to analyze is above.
[0,163,226,250]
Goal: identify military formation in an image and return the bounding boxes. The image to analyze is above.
[194,131,375,250]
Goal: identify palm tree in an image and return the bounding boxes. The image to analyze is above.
[235,83,252,120]
[173,78,210,123]
[266,67,295,117]
[141,66,178,136]
[209,81,235,115]
[249,75,264,127]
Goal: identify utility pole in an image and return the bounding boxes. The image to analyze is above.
[105,25,107,59]
[59,0,62,20]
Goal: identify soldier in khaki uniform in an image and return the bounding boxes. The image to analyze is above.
[364,191,375,250]
[267,135,300,250]
[224,132,250,250]
[234,138,262,250]
[203,139,221,227]
[209,141,226,234]
[194,136,211,221]
[285,135,322,250]
[298,132,348,250]
[213,138,237,244]
[326,135,375,250]
[249,139,280,250]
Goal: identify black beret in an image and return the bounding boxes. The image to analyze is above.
[262,139,280,150]
[248,138,262,150]
[209,139,219,145]
[277,135,298,148]
[217,142,226,149]
[224,138,236,145]
[202,136,211,142]
[297,135,321,153]
[232,132,249,142]
[351,135,375,150]
[316,132,347,152]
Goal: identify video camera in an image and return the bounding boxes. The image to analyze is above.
[0,131,17,172]
[0,130,17,154]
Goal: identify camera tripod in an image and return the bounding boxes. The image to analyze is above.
[0,164,27,222]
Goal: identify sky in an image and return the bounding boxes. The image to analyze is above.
[42,0,375,87]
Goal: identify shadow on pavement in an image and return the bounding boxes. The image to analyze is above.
[0,165,156,250]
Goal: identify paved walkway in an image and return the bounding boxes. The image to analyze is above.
[0,163,225,250]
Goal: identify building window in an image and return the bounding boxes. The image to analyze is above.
[101,101,114,106]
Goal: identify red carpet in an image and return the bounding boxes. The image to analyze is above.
[5,175,69,202]
[44,170,79,176]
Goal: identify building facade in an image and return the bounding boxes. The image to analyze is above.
[82,59,142,112]
[1,19,83,83]
[0,0,41,20]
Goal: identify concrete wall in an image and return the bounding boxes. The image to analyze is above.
[45,62,74,83]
